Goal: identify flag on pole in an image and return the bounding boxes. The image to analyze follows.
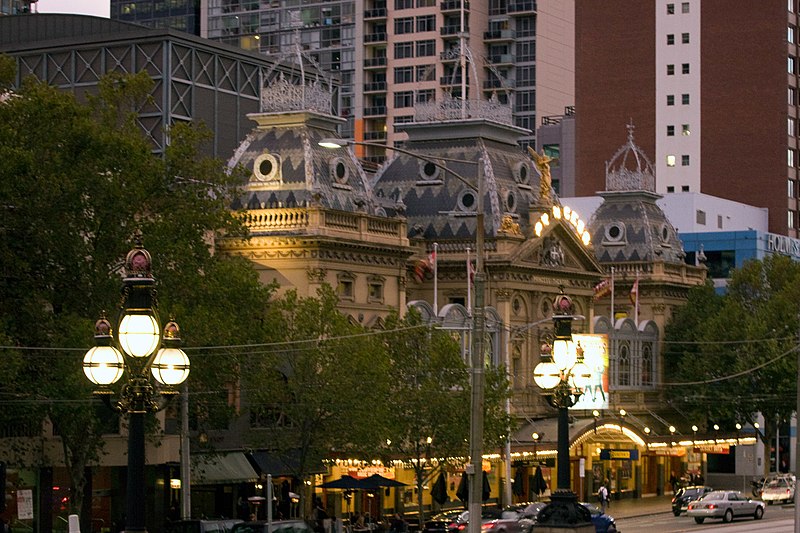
[432,242,438,315]
[593,278,611,300]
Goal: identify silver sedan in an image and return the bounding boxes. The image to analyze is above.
[687,490,765,524]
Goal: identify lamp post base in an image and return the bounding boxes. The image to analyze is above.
[532,490,594,532]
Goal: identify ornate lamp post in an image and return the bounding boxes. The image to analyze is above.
[532,289,593,531]
[83,242,190,533]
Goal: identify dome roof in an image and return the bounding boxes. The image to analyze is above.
[373,119,539,241]
[588,125,686,264]
[228,110,382,218]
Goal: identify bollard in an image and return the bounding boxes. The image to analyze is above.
[68,514,81,533]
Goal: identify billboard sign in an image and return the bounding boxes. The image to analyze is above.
[569,334,609,410]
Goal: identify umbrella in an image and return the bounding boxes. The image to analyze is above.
[456,472,468,503]
[512,467,525,497]
[360,473,407,490]
[431,472,448,505]
[532,465,548,496]
[319,475,366,490]
[455,472,491,503]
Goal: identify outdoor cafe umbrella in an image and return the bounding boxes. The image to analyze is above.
[361,473,407,490]
[455,472,491,503]
[431,472,448,505]
[512,467,525,497]
[531,465,548,496]
[319,475,366,490]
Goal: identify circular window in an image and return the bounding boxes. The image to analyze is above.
[459,190,476,211]
[660,223,670,242]
[330,158,349,184]
[513,161,531,184]
[604,223,625,242]
[419,159,440,180]
[253,153,280,182]
[506,190,516,211]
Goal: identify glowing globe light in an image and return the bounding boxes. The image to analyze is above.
[118,313,161,358]
[552,339,577,371]
[83,345,125,385]
[533,360,560,390]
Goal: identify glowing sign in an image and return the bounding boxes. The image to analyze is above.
[534,205,591,245]
[569,334,609,410]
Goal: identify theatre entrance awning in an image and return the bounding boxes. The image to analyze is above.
[249,450,326,477]
[191,453,259,485]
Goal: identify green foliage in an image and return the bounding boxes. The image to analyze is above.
[0,71,266,516]
[665,255,800,448]
[0,54,15,90]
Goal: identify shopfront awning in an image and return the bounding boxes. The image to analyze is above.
[191,453,259,485]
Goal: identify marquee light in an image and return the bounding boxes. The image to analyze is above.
[534,204,592,245]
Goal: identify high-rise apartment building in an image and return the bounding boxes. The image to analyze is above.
[1,0,34,15]
[576,0,797,237]
[111,0,201,34]
[198,0,574,162]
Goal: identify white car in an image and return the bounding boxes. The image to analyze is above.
[687,490,765,524]
[761,476,795,504]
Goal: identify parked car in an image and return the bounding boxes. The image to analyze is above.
[671,485,713,516]
[686,490,765,524]
[231,519,312,533]
[168,519,243,533]
[578,503,617,533]
[447,508,527,533]
[424,510,465,533]
[760,474,795,504]
[504,502,546,533]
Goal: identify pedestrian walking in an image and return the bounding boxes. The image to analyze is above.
[598,482,609,513]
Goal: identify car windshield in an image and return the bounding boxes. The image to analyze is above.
[767,480,789,488]
[701,492,725,501]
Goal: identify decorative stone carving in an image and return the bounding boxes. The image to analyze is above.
[541,236,565,267]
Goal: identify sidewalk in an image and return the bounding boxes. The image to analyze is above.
[601,494,674,519]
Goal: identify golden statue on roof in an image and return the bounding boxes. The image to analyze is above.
[528,146,558,203]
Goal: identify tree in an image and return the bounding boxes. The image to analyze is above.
[380,310,513,523]
[241,285,389,518]
[665,255,800,474]
[0,61,272,527]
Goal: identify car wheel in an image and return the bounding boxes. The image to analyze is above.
[673,511,681,517]
[694,518,704,524]
[754,506,764,520]
[723,509,733,523]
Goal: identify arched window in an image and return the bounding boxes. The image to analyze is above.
[618,342,631,386]
[642,344,653,386]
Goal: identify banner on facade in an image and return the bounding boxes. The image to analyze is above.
[694,444,730,454]
[653,447,686,457]
[569,334,609,410]
[599,449,639,460]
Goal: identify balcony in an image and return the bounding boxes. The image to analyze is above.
[364,81,387,92]
[364,8,387,19]
[364,57,387,68]
[364,106,387,116]
[440,0,469,12]
[363,131,387,141]
[483,78,516,90]
[441,25,468,37]
[365,32,387,43]
[440,76,464,86]
[488,54,515,65]
[508,0,536,14]
[484,29,516,41]
[439,50,460,62]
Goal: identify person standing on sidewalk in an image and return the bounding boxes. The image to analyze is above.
[598,482,610,513]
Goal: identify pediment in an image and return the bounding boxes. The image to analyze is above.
[511,220,603,274]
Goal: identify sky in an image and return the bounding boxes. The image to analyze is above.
[34,0,109,17]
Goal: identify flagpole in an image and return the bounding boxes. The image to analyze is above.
[634,269,640,325]
[466,247,472,315]
[610,267,615,325]
[433,242,439,316]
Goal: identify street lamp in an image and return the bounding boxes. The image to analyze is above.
[532,289,592,530]
[319,138,488,533]
[83,241,190,533]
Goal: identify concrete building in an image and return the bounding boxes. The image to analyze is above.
[195,0,574,161]
[575,1,799,237]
